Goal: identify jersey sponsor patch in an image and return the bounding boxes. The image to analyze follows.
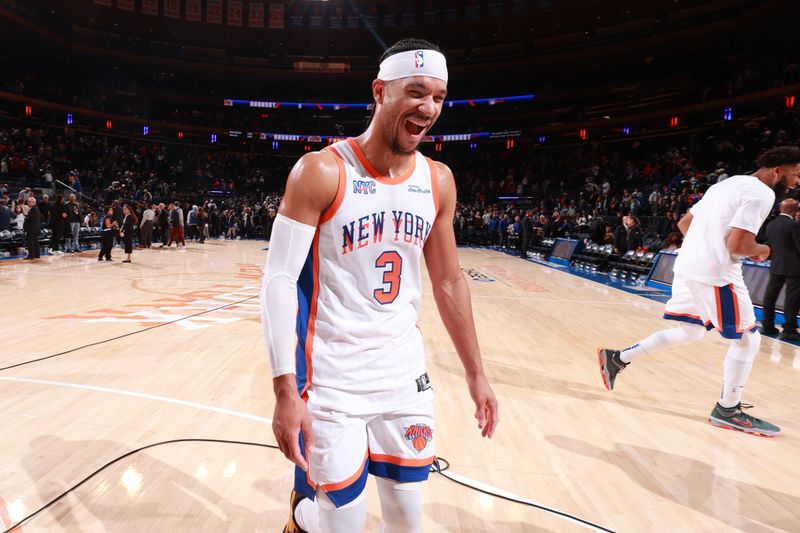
[407,184,431,194]
[404,423,433,452]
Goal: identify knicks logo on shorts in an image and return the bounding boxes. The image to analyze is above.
[404,424,433,452]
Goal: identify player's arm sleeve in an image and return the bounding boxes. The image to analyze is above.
[729,188,775,235]
[260,213,317,378]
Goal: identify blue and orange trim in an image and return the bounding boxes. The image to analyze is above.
[294,449,435,507]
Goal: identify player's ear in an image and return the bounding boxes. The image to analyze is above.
[373,79,387,105]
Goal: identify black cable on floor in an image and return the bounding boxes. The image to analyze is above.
[1,438,279,533]
[0,295,258,372]
[2,440,616,533]
[432,462,616,533]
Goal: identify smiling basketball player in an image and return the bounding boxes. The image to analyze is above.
[261,38,499,533]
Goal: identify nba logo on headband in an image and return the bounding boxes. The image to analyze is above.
[378,48,447,83]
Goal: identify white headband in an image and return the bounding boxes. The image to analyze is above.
[377,49,448,84]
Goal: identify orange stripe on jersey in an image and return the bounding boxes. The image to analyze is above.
[368,452,435,467]
[715,286,724,332]
[305,441,318,490]
[426,157,440,214]
[664,311,703,321]
[300,230,321,399]
[346,138,416,185]
[321,451,369,492]
[319,147,347,224]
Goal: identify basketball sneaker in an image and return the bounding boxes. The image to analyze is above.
[283,489,309,533]
[708,403,781,437]
[597,348,628,391]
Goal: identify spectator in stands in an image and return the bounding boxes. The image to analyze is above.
[23,196,41,260]
[66,193,81,253]
[603,225,614,245]
[120,204,136,263]
[225,210,238,239]
[98,206,116,261]
[176,201,185,235]
[589,213,605,244]
[156,202,168,244]
[0,200,10,231]
[241,207,255,239]
[614,215,631,254]
[627,215,644,251]
[487,211,500,247]
[50,194,66,253]
[520,209,533,257]
[661,232,682,253]
[1,190,12,213]
[209,206,221,238]
[39,194,50,226]
[139,203,155,248]
[68,171,81,194]
[197,207,207,244]
[12,205,24,230]
[186,205,198,241]
[760,198,800,341]
[163,202,185,248]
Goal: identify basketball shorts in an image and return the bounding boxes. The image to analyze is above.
[663,275,758,340]
[294,399,435,508]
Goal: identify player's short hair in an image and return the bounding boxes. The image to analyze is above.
[756,146,800,168]
[380,38,442,65]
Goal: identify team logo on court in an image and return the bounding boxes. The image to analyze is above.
[414,51,424,68]
[404,424,433,452]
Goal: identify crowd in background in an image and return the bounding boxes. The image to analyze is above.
[448,114,800,255]
[2,112,800,261]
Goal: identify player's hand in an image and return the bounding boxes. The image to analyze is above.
[749,244,770,262]
[272,378,314,471]
[466,372,499,438]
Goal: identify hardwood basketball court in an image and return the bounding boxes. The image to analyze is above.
[1,241,798,532]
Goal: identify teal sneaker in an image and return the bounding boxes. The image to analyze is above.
[597,348,628,391]
[709,403,781,437]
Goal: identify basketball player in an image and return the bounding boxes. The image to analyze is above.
[598,146,800,436]
[261,38,498,533]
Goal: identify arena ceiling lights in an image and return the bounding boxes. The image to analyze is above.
[221,130,521,143]
[223,94,535,110]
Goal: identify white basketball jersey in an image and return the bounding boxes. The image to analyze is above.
[294,138,439,414]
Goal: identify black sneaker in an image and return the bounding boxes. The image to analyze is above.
[779,331,800,342]
[283,490,309,533]
[709,403,781,437]
[760,325,780,336]
[597,348,628,391]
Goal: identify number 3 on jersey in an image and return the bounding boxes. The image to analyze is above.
[373,251,403,304]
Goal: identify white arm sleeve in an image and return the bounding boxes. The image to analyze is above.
[260,214,317,378]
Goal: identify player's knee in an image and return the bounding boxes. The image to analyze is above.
[678,323,705,343]
[732,330,761,356]
[377,479,422,533]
